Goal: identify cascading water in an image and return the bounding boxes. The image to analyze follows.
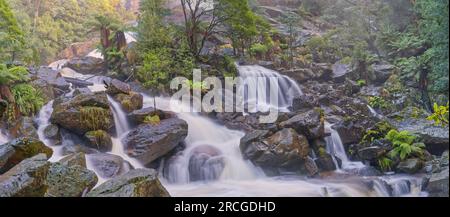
[35,101,65,162]
[367,105,383,119]
[324,122,365,171]
[237,65,303,112]
[143,96,262,184]
[104,96,142,169]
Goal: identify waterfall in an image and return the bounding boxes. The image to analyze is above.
[105,96,142,169]
[144,96,262,184]
[324,122,365,170]
[36,101,66,162]
[237,65,303,112]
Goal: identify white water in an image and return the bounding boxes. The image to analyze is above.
[106,96,143,170]
[237,65,303,112]
[143,96,262,184]
[324,122,365,171]
[367,105,383,119]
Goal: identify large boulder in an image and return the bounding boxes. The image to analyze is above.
[369,64,395,85]
[279,108,325,140]
[240,128,310,174]
[50,92,114,135]
[332,120,367,146]
[30,67,71,100]
[43,124,60,140]
[66,56,104,74]
[0,154,50,197]
[123,118,188,165]
[425,167,449,197]
[396,158,424,174]
[84,130,113,152]
[8,117,39,139]
[45,162,98,197]
[358,146,386,161]
[395,120,449,156]
[87,153,132,179]
[0,137,52,173]
[86,168,170,197]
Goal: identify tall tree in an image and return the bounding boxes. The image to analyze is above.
[0,0,25,62]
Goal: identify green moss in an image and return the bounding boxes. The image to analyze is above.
[318,147,327,157]
[80,106,111,131]
[361,121,396,144]
[143,115,160,125]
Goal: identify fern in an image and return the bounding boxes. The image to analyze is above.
[385,130,425,160]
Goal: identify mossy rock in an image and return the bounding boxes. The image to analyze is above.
[0,137,52,173]
[113,92,143,113]
[84,130,113,152]
[0,154,50,197]
[45,162,98,197]
[59,152,87,168]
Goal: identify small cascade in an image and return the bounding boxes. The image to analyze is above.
[237,65,303,112]
[36,101,65,162]
[105,96,142,169]
[143,96,262,184]
[324,122,365,170]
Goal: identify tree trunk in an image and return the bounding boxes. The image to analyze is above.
[419,69,433,112]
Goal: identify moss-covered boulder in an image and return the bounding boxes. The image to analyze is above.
[84,130,113,152]
[86,169,170,197]
[0,154,50,197]
[0,137,53,173]
[45,162,98,197]
[113,92,143,113]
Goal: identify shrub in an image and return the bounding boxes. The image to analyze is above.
[385,129,425,160]
[11,84,44,116]
[0,64,29,85]
[427,102,449,127]
[249,43,269,57]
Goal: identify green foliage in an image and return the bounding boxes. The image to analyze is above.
[305,34,341,62]
[11,84,44,116]
[362,121,395,144]
[368,96,390,110]
[356,79,366,87]
[137,48,171,88]
[385,130,425,160]
[249,43,269,57]
[427,102,449,127]
[143,115,160,126]
[378,157,393,172]
[0,64,29,85]
[0,0,25,62]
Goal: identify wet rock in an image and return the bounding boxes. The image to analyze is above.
[73,88,92,96]
[239,130,271,151]
[84,130,113,152]
[332,63,352,83]
[425,167,449,197]
[315,152,337,172]
[358,146,386,161]
[61,144,99,155]
[279,108,325,140]
[59,152,87,168]
[291,95,318,111]
[50,92,114,135]
[241,128,310,173]
[106,79,131,95]
[45,162,97,197]
[395,120,449,156]
[188,145,224,182]
[112,92,143,113]
[66,56,104,74]
[86,168,170,197]
[333,121,366,145]
[397,158,424,174]
[128,107,172,125]
[123,118,188,165]
[31,67,71,100]
[370,64,394,84]
[8,117,39,139]
[0,137,52,173]
[305,156,319,176]
[43,124,60,140]
[0,154,50,197]
[87,153,132,179]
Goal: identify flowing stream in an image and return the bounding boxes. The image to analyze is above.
[30,63,427,197]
